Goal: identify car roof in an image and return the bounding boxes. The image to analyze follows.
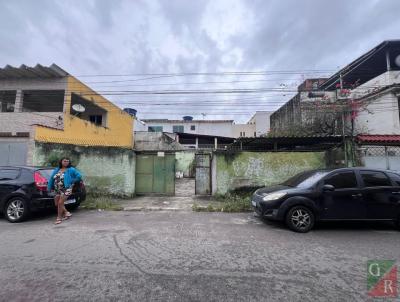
[294,167,400,175]
[0,165,53,170]
[313,167,400,174]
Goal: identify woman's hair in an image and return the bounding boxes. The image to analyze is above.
[58,157,72,168]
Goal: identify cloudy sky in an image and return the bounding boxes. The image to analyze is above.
[1,0,399,122]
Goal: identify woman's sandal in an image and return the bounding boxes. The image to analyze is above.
[63,212,72,220]
[54,218,63,225]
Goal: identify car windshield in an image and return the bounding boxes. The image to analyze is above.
[282,171,329,188]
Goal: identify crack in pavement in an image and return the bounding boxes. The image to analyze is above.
[113,234,148,275]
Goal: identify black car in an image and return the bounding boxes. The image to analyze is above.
[0,166,86,223]
[252,167,400,232]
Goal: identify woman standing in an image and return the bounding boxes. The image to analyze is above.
[47,158,82,225]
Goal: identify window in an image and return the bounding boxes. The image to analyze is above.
[148,126,163,132]
[23,90,64,112]
[172,125,184,133]
[387,172,400,186]
[243,131,246,137]
[71,93,107,127]
[360,171,391,187]
[324,171,357,189]
[254,132,257,137]
[0,169,19,180]
[89,115,103,126]
[190,125,195,131]
[0,90,16,112]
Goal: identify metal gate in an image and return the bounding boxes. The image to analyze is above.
[135,153,175,194]
[361,146,400,170]
[195,153,211,195]
[0,142,28,165]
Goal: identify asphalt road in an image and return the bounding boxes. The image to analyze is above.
[0,210,399,302]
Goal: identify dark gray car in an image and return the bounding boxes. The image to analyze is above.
[252,167,400,232]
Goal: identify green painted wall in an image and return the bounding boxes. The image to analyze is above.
[215,152,326,195]
[175,151,195,177]
[33,142,136,197]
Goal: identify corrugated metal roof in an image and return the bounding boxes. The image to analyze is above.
[0,64,69,79]
[357,134,400,144]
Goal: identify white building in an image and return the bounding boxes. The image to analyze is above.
[233,111,273,137]
[135,118,235,137]
[135,111,273,139]
[317,40,400,136]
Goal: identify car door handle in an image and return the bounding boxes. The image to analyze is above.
[351,193,362,198]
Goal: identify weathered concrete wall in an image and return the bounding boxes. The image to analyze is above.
[214,151,326,195]
[134,131,184,151]
[32,142,136,197]
[175,151,196,177]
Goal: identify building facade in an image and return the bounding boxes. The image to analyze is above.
[0,64,134,165]
[135,118,235,137]
[270,40,400,137]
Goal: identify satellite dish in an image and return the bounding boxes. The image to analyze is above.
[72,104,85,113]
[395,54,400,68]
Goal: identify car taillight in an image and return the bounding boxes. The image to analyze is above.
[34,171,48,191]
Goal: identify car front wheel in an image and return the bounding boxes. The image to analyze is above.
[285,206,314,233]
[5,197,30,223]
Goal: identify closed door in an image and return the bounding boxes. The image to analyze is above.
[135,155,154,193]
[320,171,366,219]
[195,153,211,195]
[135,154,175,194]
[360,170,397,220]
[153,156,166,193]
[0,142,28,165]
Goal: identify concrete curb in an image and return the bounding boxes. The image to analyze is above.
[123,206,190,211]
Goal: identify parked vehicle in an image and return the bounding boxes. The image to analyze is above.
[0,166,86,223]
[252,168,400,232]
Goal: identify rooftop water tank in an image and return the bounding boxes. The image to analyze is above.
[183,116,193,121]
[123,108,137,117]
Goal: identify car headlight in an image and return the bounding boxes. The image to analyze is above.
[262,192,287,201]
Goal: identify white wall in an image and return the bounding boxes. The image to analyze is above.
[355,92,400,134]
[352,71,400,135]
[232,123,256,137]
[254,111,273,136]
[137,120,235,137]
[351,71,400,99]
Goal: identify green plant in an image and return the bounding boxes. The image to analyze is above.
[192,193,253,213]
[81,195,124,211]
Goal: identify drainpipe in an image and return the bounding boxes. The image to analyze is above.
[214,137,218,150]
[195,137,199,149]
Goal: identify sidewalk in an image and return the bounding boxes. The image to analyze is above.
[119,178,217,211]
[119,195,215,211]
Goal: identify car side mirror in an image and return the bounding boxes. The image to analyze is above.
[323,184,335,191]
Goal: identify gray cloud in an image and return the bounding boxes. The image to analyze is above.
[0,0,399,122]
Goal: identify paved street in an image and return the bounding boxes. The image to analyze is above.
[0,210,399,302]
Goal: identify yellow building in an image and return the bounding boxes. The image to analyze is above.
[35,75,134,147]
[0,64,134,165]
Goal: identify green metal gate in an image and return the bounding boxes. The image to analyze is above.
[195,153,211,195]
[135,153,175,194]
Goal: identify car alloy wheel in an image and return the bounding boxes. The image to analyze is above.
[5,198,29,222]
[286,206,314,233]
